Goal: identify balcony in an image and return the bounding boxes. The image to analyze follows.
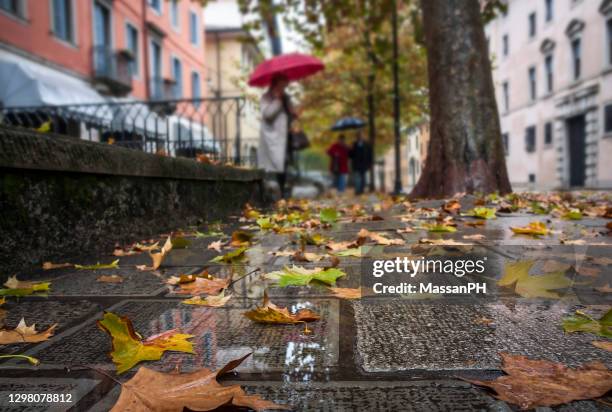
[92,46,133,96]
[149,77,177,114]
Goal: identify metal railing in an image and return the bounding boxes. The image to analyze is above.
[0,97,259,167]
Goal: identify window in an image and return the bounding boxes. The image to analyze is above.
[502,81,509,112]
[0,0,24,18]
[571,37,581,80]
[607,18,612,66]
[150,40,162,98]
[502,133,509,155]
[126,23,139,77]
[529,173,536,183]
[544,54,553,93]
[605,104,612,134]
[525,126,536,153]
[170,0,179,28]
[544,122,553,145]
[172,57,182,98]
[528,66,536,101]
[192,71,201,107]
[502,34,509,56]
[529,12,536,38]
[52,0,74,43]
[148,0,161,14]
[189,11,199,45]
[545,0,553,22]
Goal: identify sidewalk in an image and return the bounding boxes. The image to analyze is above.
[0,192,610,411]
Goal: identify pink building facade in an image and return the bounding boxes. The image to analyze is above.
[0,0,207,105]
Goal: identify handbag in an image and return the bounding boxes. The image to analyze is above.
[290,130,310,151]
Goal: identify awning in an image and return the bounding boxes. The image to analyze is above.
[0,50,106,108]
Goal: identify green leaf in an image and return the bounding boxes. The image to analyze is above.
[530,202,549,215]
[75,260,119,270]
[463,207,496,219]
[562,309,612,338]
[210,247,247,263]
[320,207,339,224]
[265,266,347,287]
[256,217,275,230]
[171,237,191,249]
[0,282,51,297]
[562,210,583,220]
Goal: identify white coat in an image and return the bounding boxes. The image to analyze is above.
[258,92,289,173]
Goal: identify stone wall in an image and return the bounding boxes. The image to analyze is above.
[0,126,265,273]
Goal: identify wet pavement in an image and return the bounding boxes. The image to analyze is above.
[0,194,611,411]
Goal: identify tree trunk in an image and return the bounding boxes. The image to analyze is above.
[411,0,511,198]
[367,72,376,192]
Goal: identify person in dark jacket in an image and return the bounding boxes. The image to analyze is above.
[327,134,350,193]
[349,131,372,195]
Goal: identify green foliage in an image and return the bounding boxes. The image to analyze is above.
[562,309,612,338]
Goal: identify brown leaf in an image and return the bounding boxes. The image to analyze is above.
[541,260,571,273]
[462,234,485,241]
[137,236,172,271]
[97,275,123,284]
[466,353,612,410]
[443,199,461,214]
[464,220,486,227]
[575,266,601,277]
[110,353,287,412]
[244,292,320,324]
[208,240,223,253]
[591,341,612,352]
[0,319,57,344]
[595,284,612,293]
[42,262,73,270]
[328,287,362,299]
[358,228,404,245]
[174,277,230,296]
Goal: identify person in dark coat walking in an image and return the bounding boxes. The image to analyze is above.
[349,131,373,195]
[327,134,350,193]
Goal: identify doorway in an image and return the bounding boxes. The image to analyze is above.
[566,114,586,187]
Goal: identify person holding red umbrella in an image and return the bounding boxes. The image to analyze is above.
[250,53,324,199]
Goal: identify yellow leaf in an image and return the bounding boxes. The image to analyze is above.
[97,312,194,374]
[510,221,549,236]
[498,260,573,299]
[0,319,57,344]
[181,292,232,307]
[358,228,404,245]
[137,236,172,271]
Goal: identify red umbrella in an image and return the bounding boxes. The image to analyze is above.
[248,53,324,87]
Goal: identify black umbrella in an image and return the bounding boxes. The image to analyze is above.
[330,117,366,131]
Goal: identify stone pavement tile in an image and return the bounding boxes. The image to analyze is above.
[22,298,339,375]
[0,299,101,355]
[0,377,99,412]
[353,300,612,372]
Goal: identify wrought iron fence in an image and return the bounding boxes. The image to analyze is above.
[0,96,259,167]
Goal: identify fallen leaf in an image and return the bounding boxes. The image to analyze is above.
[109,353,287,412]
[419,222,457,233]
[443,199,461,214]
[561,239,587,245]
[75,259,120,270]
[474,316,494,326]
[328,287,362,299]
[263,265,346,287]
[210,246,247,263]
[207,240,223,253]
[462,234,485,241]
[0,319,57,344]
[97,312,194,374]
[562,309,611,338]
[0,276,51,297]
[137,236,173,271]
[112,248,138,257]
[325,239,362,252]
[464,220,486,227]
[497,260,573,299]
[319,207,339,224]
[293,251,325,262]
[595,284,612,293]
[244,292,320,324]
[182,292,232,307]
[97,275,123,284]
[510,221,549,237]
[230,230,254,247]
[592,341,612,352]
[575,266,601,277]
[541,260,571,273]
[42,262,73,270]
[358,228,404,245]
[562,209,583,220]
[396,227,414,234]
[466,353,612,410]
[171,237,191,249]
[463,207,497,219]
[174,276,230,296]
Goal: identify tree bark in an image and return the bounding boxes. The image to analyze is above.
[411,0,511,198]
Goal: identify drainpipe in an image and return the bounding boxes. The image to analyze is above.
[142,0,150,98]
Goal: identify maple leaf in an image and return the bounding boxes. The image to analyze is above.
[497,260,573,299]
[137,236,173,271]
[97,312,194,374]
[328,287,362,299]
[244,292,320,324]
[207,240,223,253]
[562,309,612,338]
[510,221,549,237]
[462,207,497,219]
[210,246,247,263]
[173,276,230,296]
[181,292,232,307]
[358,228,404,245]
[319,207,339,224]
[75,260,120,270]
[0,277,50,297]
[110,353,288,411]
[466,353,612,410]
[0,318,57,344]
[97,275,123,284]
[263,265,346,287]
